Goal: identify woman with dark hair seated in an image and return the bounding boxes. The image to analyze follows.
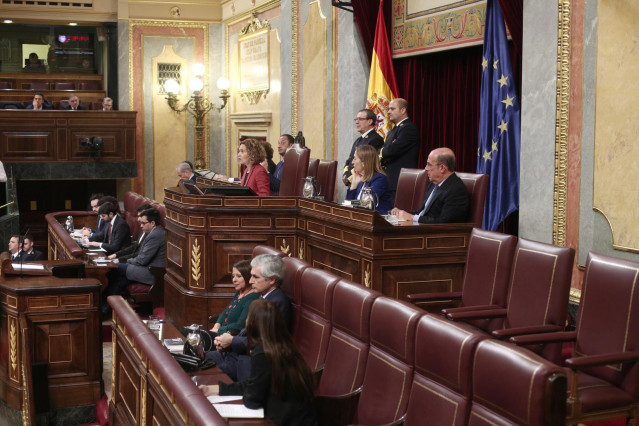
[200,299,318,425]
[215,138,271,196]
[345,144,393,214]
[209,260,259,336]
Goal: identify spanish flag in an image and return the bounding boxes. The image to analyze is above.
[366,0,399,139]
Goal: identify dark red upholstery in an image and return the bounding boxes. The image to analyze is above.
[54,81,75,90]
[307,158,319,178]
[278,146,310,197]
[0,81,10,89]
[90,101,103,110]
[406,315,486,425]
[316,160,338,202]
[469,339,566,425]
[394,167,429,211]
[292,267,339,372]
[124,191,148,240]
[410,228,517,331]
[29,81,49,90]
[58,99,69,110]
[456,172,489,227]
[281,256,308,334]
[355,297,422,424]
[252,245,286,258]
[79,81,102,90]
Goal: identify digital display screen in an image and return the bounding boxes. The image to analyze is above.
[57,35,91,44]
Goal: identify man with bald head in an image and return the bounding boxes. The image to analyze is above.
[379,98,420,199]
[391,147,469,224]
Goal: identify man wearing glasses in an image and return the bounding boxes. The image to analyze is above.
[342,109,384,186]
[100,207,166,318]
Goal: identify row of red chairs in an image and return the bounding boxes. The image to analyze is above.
[253,244,568,425]
[407,228,639,425]
[0,80,102,90]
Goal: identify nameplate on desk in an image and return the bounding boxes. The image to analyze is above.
[11,263,45,270]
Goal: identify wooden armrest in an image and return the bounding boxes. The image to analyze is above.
[492,324,563,339]
[406,291,462,302]
[445,307,507,321]
[442,304,503,315]
[315,388,361,426]
[510,331,577,346]
[566,351,639,369]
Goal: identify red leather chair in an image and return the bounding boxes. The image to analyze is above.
[456,172,489,227]
[278,146,310,196]
[29,81,49,90]
[123,191,149,240]
[281,256,308,334]
[252,245,286,258]
[0,81,11,89]
[54,81,75,90]
[512,252,639,425]
[316,160,338,202]
[354,297,423,424]
[447,237,574,364]
[292,267,339,373]
[408,228,517,332]
[405,315,486,425]
[394,167,429,211]
[307,158,319,178]
[90,101,103,110]
[58,99,69,110]
[316,279,381,424]
[469,339,566,425]
[79,81,101,90]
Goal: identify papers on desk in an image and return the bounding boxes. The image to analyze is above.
[72,230,84,238]
[93,258,112,264]
[211,402,264,419]
[89,248,107,253]
[207,395,243,403]
[11,263,45,270]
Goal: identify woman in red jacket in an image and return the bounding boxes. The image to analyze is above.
[215,138,271,196]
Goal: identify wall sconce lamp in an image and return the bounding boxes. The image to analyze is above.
[164,63,230,169]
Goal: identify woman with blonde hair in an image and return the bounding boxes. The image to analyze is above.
[345,144,393,213]
[200,299,318,425]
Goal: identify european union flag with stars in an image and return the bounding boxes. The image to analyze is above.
[477,0,520,231]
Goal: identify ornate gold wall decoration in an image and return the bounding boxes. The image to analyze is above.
[21,362,29,426]
[191,239,202,284]
[239,14,271,105]
[364,262,371,288]
[299,239,305,261]
[552,0,571,247]
[10,320,17,380]
[140,375,147,425]
[111,334,117,405]
[280,239,290,256]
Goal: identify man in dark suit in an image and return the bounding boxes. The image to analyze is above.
[62,94,87,110]
[22,234,44,261]
[101,208,165,316]
[85,202,131,255]
[379,98,420,199]
[176,161,197,183]
[269,134,294,195]
[392,147,469,224]
[342,108,384,186]
[25,93,53,110]
[207,254,291,381]
[107,203,152,262]
[7,235,24,261]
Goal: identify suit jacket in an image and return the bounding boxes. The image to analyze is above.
[343,130,384,182]
[241,165,270,196]
[62,105,87,110]
[115,232,146,261]
[88,215,131,255]
[25,104,53,110]
[125,226,165,285]
[270,160,284,194]
[409,173,470,224]
[231,287,291,354]
[380,119,420,192]
[23,250,44,261]
[345,172,393,214]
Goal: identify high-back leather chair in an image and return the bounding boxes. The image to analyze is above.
[409,228,517,332]
[292,267,339,372]
[456,172,489,227]
[355,297,422,424]
[252,245,286,258]
[29,81,49,90]
[278,146,310,196]
[0,81,11,89]
[58,99,69,110]
[405,315,486,425]
[447,238,574,364]
[316,279,381,425]
[316,160,338,202]
[79,81,101,90]
[281,256,308,332]
[54,81,75,90]
[394,167,429,211]
[307,158,319,178]
[123,191,148,240]
[512,252,639,424]
[469,339,566,425]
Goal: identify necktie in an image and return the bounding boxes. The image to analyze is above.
[107,223,113,243]
[418,185,439,218]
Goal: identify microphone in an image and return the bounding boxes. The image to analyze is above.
[19,228,29,279]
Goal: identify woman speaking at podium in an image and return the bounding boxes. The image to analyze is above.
[215,138,271,196]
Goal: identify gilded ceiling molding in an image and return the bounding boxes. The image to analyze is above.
[223,0,280,26]
[292,0,299,134]
[553,0,571,247]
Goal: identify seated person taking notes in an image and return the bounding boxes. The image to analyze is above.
[200,300,318,426]
[84,202,131,255]
[214,138,271,196]
[391,147,469,224]
[345,144,393,214]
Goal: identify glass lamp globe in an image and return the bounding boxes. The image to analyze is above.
[189,77,204,93]
[164,79,180,94]
[216,77,231,91]
[192,63,205,77]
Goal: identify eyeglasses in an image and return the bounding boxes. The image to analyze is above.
[354,117,368,122]
[138,220,149,225]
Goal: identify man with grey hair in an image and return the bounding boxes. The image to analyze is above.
[176,161,196,183]
[206,254,291,381]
